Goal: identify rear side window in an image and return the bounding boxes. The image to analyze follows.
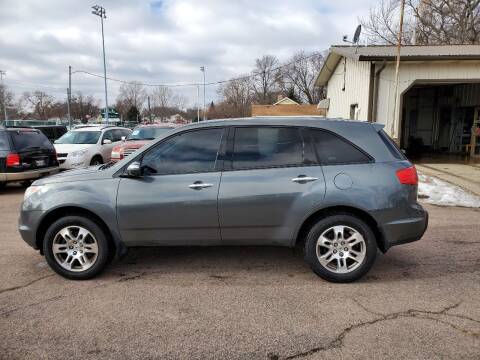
[142,128,224,175]
[10,130,53,151]
[0,132,10,150]
[232,127,304,169]
[310,130,371,165]
[378,130,406,160]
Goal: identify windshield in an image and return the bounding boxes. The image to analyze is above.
[56,131,101,144]
[10,130,54,151]
[127,127,172,141]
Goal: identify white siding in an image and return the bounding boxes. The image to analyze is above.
[376,60,480,138]
[325,57,371,120]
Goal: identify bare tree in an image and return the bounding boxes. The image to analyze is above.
[216,77,252,117]
[282,51,325,104]
[150,86,186,120]
[22,91,58,120]
[251,55,282,104]
[116,81,147,119]
[360,0,480,45]
[70,91,100,122]
[0,84,16,120]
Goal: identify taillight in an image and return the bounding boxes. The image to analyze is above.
[396,166,418,185]
[6,153,21,167]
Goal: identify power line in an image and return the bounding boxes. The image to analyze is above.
[71,51,322,88]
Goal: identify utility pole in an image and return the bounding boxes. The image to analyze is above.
[147,95,152,123]
[200,66,206,121]
[92,5,109,124]
[0,70,8,122]
[196,85,200,122]
[391,0,405,140]
[67,66,72,129]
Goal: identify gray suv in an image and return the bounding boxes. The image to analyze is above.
[19,118,428,282]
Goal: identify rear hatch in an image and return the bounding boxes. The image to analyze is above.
[0,131,12,177]
[7,129,58,172]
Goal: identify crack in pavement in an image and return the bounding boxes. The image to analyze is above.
[0,274,54,295]
[282,300,480,359]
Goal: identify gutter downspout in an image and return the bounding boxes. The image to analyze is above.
[371,61,386,123]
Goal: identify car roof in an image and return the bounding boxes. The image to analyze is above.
[72,125,128,132]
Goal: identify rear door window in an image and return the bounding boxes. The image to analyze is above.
[310,129,371,165]
[0,132,10,150]
[231,127,304,169]
[10,130,53,151]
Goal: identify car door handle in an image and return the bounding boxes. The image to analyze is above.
[291,176,319,183]
[189,182,213,190]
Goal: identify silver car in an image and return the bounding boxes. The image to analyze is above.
[19,117,428,282]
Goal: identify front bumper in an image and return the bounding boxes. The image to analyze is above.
[58,156,87,170]
[380,208,429,251]
[18,210,46,250]
[2,167,60,182]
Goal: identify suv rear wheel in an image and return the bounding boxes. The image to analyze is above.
[304,214,377,283]
[43,216,110,280]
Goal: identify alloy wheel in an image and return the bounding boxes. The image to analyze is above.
[316,225,366,274]
[52,226,99,272]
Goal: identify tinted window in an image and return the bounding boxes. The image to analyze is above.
[112,129,124,142]
[141,128,224,175]
[311,130,370,165]
[10,130,53,151]
[0,132,10,150]
[232,127,303,169]
[56,131,101,144]
[102,130,114,142]
[378,130,406,160]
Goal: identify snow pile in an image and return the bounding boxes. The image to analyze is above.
[418,174,480,208]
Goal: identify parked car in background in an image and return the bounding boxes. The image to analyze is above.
[54,125,131,169]
[32,125,68,143]
[0,127,59,188]
[111,124,177,162]
[19,117,428,282]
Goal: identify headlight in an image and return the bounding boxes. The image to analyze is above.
[69,149,88,158]
[24,185,47,200]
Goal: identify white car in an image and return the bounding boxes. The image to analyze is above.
[54,125,132,169]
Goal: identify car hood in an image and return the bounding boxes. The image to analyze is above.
[54,143,91,153]
[33,165,113,185]
[123,140,150,148]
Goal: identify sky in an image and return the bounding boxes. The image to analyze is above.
[0,0,378,108]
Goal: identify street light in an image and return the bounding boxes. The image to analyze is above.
[200,66,206,121]
[91,5,109,124]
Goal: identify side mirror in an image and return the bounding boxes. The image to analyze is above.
[121,136,126,142]
[103,139,112,145]
[125,161,142,177]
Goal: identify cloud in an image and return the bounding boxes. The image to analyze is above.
[0,0,377,107]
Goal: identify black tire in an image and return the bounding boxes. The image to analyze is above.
[43,216,110,280]
[304,214,377,283]
[21,180,33,188]
[0,181,6,190]
[90,155,103,166]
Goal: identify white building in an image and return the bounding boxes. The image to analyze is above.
[316,45,480,158]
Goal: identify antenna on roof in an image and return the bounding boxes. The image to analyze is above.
[342,25,362,46]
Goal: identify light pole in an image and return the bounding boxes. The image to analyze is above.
[92,5,109,124]
[200,66,206,121]
[196,85,200,122]
[0,70,7,122]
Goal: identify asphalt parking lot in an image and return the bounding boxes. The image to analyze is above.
[1,184,479,359]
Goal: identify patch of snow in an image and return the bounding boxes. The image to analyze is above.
[418,174,480,208]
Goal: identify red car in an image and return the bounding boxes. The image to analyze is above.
[110,124,177,162]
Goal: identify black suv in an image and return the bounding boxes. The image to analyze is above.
[0,127,59,188]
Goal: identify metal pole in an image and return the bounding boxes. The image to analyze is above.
[147,96,151,123]
[67,66,72,129]
[100,13,109,124]
[203,68,206,121]
[0,70,7,122]
[391,0,405,139]
[197,85,200,122]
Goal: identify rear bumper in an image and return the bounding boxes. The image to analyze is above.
[380,208,429,251]
[2,167,60,182]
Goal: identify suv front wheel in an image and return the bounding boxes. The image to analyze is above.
[304,214,377,283]
[43,216,110,279]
